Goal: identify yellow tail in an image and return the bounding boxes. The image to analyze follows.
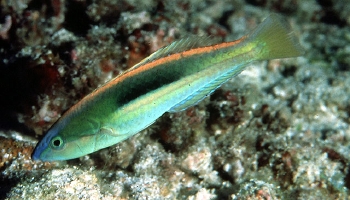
[248,14,304,60]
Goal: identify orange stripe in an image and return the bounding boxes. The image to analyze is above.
[78,36,246,106]
[110,37,246,84]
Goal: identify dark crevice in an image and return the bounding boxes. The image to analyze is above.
[0,56,45,133]
[245,0,267,6]
[256,135,272,168]
[316,0,347,27]
[345,165,350,190]
[319,10,346,27]
[27,0,55,17]
[49,41,75,66]
[64,1,93,36]
[281,65,297,77]
[0,176,19,199]
[316,0,333,7]
[218,9,235,31]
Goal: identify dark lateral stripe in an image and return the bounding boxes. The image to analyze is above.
[116,62,184,106]
[79,38,246,110]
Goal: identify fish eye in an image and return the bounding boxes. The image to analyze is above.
[50,136,65,149]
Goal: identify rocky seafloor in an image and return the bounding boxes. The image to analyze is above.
[1,0,350,199]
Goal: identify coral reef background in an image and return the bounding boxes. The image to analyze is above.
[1,0,350,199]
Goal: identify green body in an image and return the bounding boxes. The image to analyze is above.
[32,14,303,161]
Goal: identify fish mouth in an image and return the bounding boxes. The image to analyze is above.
[31,146,42,160]
[32,139,49,161]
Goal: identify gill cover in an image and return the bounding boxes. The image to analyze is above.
[32,116,101,161]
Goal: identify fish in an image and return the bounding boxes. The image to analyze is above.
[32,14,304,161]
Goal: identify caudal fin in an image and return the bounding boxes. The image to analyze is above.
[248,14,304,60]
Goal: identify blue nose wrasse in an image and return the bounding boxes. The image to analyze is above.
[32,14,304,161]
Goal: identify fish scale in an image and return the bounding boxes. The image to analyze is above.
[33,14,304,161]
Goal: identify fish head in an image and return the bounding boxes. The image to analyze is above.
[32,115,101,161]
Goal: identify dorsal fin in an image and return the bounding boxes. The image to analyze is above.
[128,36,220,71]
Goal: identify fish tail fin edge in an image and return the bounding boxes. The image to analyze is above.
[249,14,305,60]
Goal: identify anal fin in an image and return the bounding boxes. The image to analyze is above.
[168,64,245,112]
